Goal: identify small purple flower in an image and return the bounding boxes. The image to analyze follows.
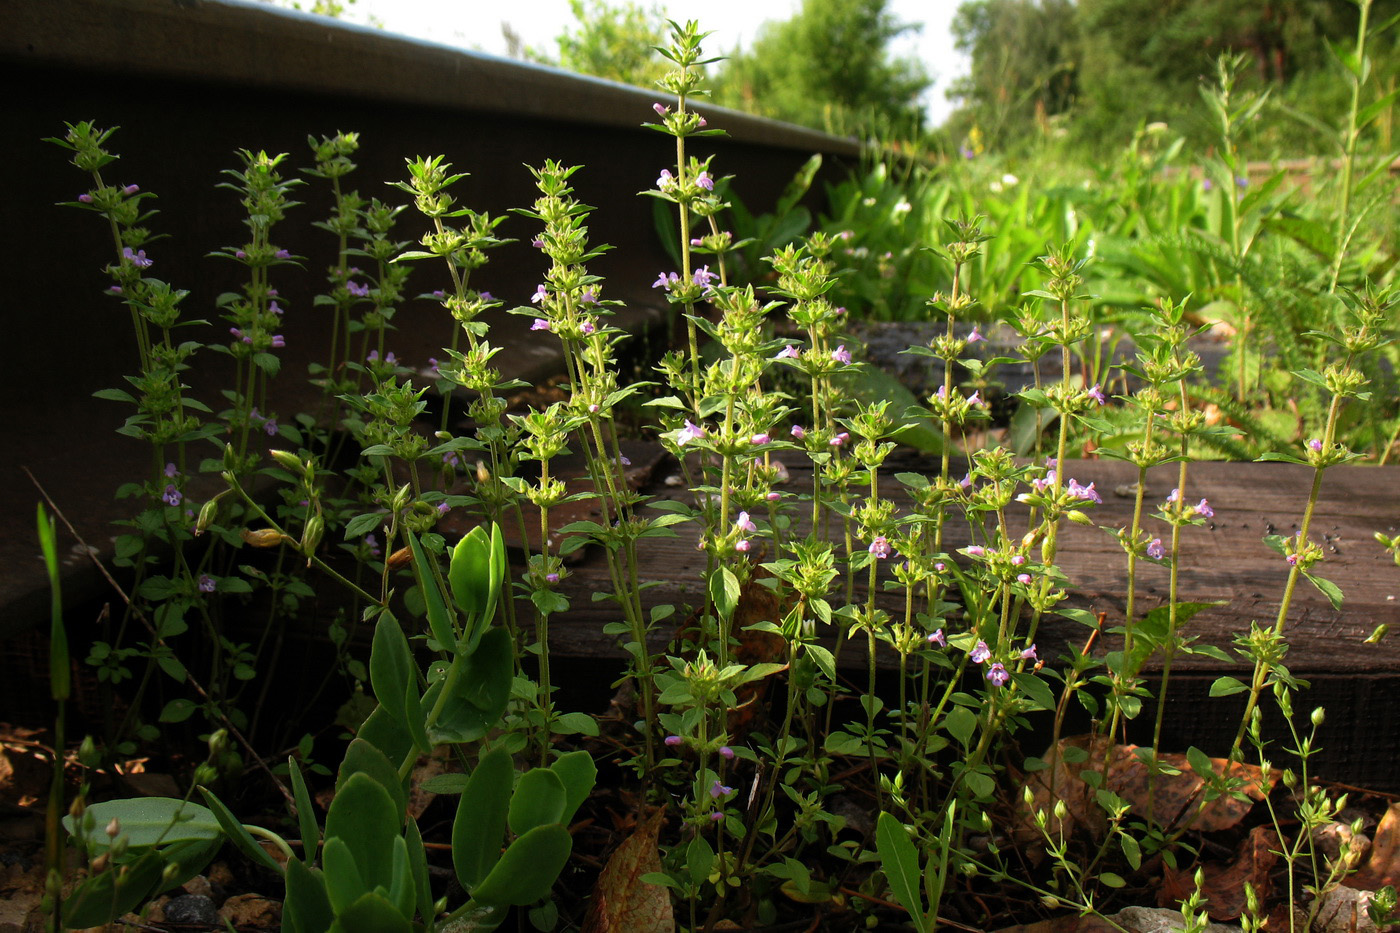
[432,289,447,299]
[264,419,278,436]
[1011,554,1026,566]
[235,250,248,260]
[616,455,632,466]
[652,271,679,290]
[719,746,734,759]
[162,484,183,507]
[1167,488,1181,503]
[986,662,1009,686]
[678,420,706,446]
[709,810,724,821]
[934,562,946,572]
[968,326,985,344]
[692,266,717,288]
[664,734,683,747]
[831,345,852,365]
[1020,644,1037,661]
[868,537,893,559]
[78,193,93,203]
[1203,178,1214,191]
[1286,553,1300,566]
[966,545,985,557]
[690,237,704,246]
[122,247,152,269]
[546,572,560,584]
[927,629,946,647]
[436,502,450,516]
[1067,479,1102,504]
[274,249,291,259]
[1193,498,1214,518]
[428,358,440,373]
[735,539,752,553]
[367,350,380,363]
[697,116,707,127]
[1088,384,1106,405]
[365,534,381,558]
[829,432,849,448]
[656,169,675,190]
[107,285,122,294]
[750,433,770,446]
[269,301,283,316]
[122,184,139,195]
[531,284,548,304]
[960,146,976,160]
[653,102,668,116]
[531,318,551,332]
[270,334,285,348]
[581,321,596,335]
[1308,438,1323,452]
[790,424,806,440]
[1016,573,1032,585]
[165,462,179,478]
[198,574,216,593]
[967,390,983,407]
[734,511,757,533]
[776,345,800,360]
[581,289,598,305]
[346,281,370,298]
[766,491,781,501]
[709,780,734,799]
[696,172,714,191]
[1146,538,1165,560]
[970,640,991,663]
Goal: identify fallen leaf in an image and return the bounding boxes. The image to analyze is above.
[1351,801,1400,890]
[218,892,282,928]
[1158,825,1278,921]
[582,807,674,933]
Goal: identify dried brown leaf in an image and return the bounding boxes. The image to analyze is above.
[1351,801,1400,890]
[1158,825,1278,921]
[582,807,674,933]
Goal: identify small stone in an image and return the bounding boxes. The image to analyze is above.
[1110,906,1239,933]
[164,893,219,926]
[218,892,282,927]
[1312,886,1379,933]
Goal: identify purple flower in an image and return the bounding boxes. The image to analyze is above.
[691,237,704,246]
[1020,644,1037,661]
[581,321,596,335]
[1016,573,1032,585]
[986,662,1009,686]
[735,539,752,553]
[967,390,983,407]
[696,172,714,191]
[264,419,278,436]
[868,537,894,559]
[750,433,770,445]
[766,491,781,501]
[719,746,735,759]
[122,184,139,195]
[346,281,370,298]
[934,562,946,572]
[678,420,706,446]
[165,462,179,478]
[968,326,985,343]
[960,146,976,160]
[966,545,985,557]
[1146,538,1165,560]
[274,249,291,259]
[829,432,849,447]
[230,327,252,344]
[545,571,561,584]
[1193,498,1214,518]
[970,640,991,663]
[664,734,683,747]
[692,266,717,288]
[734,511,757,533]
[1167,488,1181,503]
[78,193,93,203]
[235,250,248,260]
[1286,553,1300,566]
[709,810,724,821]
[162,484,183,507]
[581,289,598,305]
[709,780,734,799]
[1066,479,1102,504]
[365,534,381,558]
[652,271,680,290]
[1203,178,1214,191]
[122,247,152,269]
[831,345,852,365]
[1308,438,1323,452]
[367,350,380,363]
[531,318,551,332]
[436,502,450,516]
[790,424,806,440]
[653,102,668,116]
[776,345,800,360]
[531,284,548,304]
[269,301,283,315]
[270,334,285,348]
[656,169,675,190]
[1088,384,1106,405]
[927,629,946,647]
[198,574,216,593]
[1011,554,1026,566]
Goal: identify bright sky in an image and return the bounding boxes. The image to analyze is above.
[342,0,968,125]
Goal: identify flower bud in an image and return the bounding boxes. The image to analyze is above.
[386,546,413,570]
[105,817,122,838]
[300,515,324,554]
[1311,707,1325,728]
[194,496,221,536]
[78,735,100,768]
[268,449,304,475]
[242,528,289,548]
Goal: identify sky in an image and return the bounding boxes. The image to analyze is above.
[339,0,969,125]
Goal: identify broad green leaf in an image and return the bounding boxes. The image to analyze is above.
[369,612,416,739]
[471,823,572,906]
[709,567,740,620]
[945,706,977,748]
[336,738,407,821]
[284,858,334,933]
[453,747,512,889]
[450,525,491,624]
[325,772,400,892]
[356,704,414,767]
[63,849,167,928]
[332,890,414,933]
[323,837,367,915]
[1209,676,1249,698]
[407,528,455,649]
[1304,572,1344,611]
[67,797,220,851]
[508,767,567,836]
[424,627,513,744]
[876,812,926,929]
[549,750,597,825]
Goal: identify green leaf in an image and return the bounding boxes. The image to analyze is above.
[1011,672,1055,711]
[876,812,926,928]
[1185,746,1216,783]
[36,505,68,700]
[287,757,320,866]
[1099,871,1126,888]
[1120,833,1142,871]
[450,525,491,623]
[549,751,597,825]
[471,823,573,907]
[325,772,401,891]
[453,747,512,890]
[67,797,220,851]
[1209,676,1249,698]
[1304,572,1344,611]
[356,704,414,767]
[370,612,417,743]
[407,528,455,650]
[159,698,197,723]
[284,858,334,933]
[805,643,836,682]
[336,738,408,820]
[424,627,513,744]
[550,711,600,736]
[197,788,283,874]
[322,837,367,915]
[508,767,567,836]
[945,706,977,748]
[709,566,740,619]
[63,849,167,928]
[687,834,715,885]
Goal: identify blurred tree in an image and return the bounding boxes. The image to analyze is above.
[516,0,671,90]
[713,0,931,135]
